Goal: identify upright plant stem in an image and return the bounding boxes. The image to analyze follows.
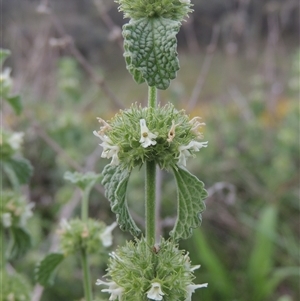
[80,187,93,301]
[81,187,90,221]
[145,161,156,245]
[0,227,5,270]
[81,248,93,301]
[148,86,157,108]
[146,86,157,245]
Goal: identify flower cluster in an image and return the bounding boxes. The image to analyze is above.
[1,191,34,229]
[96,238,207,301]
[93,103,207,170]
[1,271,32,301]
[116,0,192,21]
[57,218,117,255]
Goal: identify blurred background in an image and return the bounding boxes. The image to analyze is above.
[2,0,299,300]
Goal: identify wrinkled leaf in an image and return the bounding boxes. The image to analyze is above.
[35,253,65,286]
[123,17,180,90]
[170,166,207,240]
[6,95,22,115]
[102,164,141,236]
[64,171,102,191]
[8,227,31,260]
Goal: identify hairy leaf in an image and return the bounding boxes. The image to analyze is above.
[170,166,207,240]
[102,165,141,236]
[8,227,32,260]
[123,17,180,90]
[64,171,102,191]
[35,253,65,286]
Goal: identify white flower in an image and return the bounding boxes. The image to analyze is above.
[96,279,124,301]
[8,132,24,150]
[177,140,208,166]
[93,130,120,165]
[139,119,157,148]
[100,221,117,247]
[2,213,12,228]
[190,264,201,272]
[183,253,201,272]
[19,202,34,227]
[185,283,208,301]
[146,282,165,301]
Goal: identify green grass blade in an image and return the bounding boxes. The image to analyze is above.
[192,229,234,298]
[247,204,278,300]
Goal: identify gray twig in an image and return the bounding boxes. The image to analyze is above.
[37,0,124,109]
[187,24,220,112]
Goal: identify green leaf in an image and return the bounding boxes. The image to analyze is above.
[35,253,65,286]
[247,205,278,300]
[4,157,33,185]
[123,17,180,90]
[64,171,102,191]
[276,296,293,301]
[102,164,141,236]
[7,227,32,260]
[247,205,278,279]
[265,266,300,298]
[170,166,207,240]
[0,48,11,66]
[6,95,22,115]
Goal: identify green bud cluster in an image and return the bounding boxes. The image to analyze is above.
[1,271,32,301]
[94,103,206,170]
[0,191,34,229]
[116,0,192,21]
[57,218,107,256]
[97,238,207,301]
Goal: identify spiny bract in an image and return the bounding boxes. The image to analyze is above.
[116,0,193,22]
[96,237,207,301]
[93,103,207,170]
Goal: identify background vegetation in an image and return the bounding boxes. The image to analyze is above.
[2,0,299,300]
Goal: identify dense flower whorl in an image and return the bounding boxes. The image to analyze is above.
[96,238,207,301]
[116,0,192,21]
[57,218,116,255]
[2,271,32,301]
[93,103,207,170]
[1,191,34,229]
